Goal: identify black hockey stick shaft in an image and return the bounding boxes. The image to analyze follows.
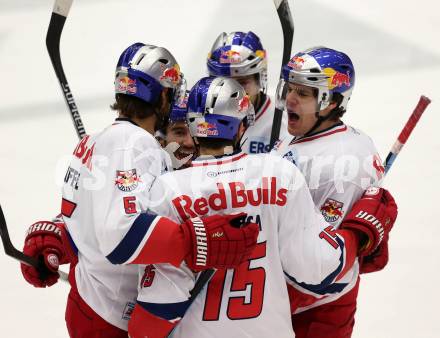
[269,0,294,149]
[46,0,86,139]
[0,0,77,282]
[0,204,68,281]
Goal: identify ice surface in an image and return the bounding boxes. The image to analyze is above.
[1,0,439,337]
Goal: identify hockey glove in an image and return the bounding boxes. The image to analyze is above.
[359,241,389,274]
[21,220,68,287]
[340,187,397,257]
[182,213,259,270]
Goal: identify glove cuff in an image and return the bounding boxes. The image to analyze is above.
[25,221,62,240]
[182,217,210,270]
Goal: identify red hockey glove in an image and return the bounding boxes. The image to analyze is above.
[182,213,259,270]
[340,187,397,257]
[21,220,68,287]
[359,241,389,274]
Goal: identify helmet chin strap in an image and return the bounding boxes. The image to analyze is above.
[304,111,330,137]
[237,119,252,152]
[303,94,338,137]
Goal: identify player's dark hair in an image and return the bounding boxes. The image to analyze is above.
[197,137,234,150]
[110,94,161,119]
[328,93,346,120]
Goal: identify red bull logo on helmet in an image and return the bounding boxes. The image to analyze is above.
[220,50,242,64]
[288,56,305,70]
[238,95,250,113]
[160,64,181,86]
[255,50,266,59]
[323,67,351,90]
[177,94,188,109]
[197,122,219,136]
[320,198,344,222]
[117,76,137,94]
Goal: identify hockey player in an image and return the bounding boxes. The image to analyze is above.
[126,76,397,338]
[20,43,259,337]
[207,31,287,154]
[274,47,394,337]
[162,91,196,169]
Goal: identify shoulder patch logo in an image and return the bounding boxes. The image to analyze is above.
[320,198,344,222]
[115,169,141,192]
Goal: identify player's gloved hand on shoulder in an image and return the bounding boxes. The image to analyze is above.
[21,220,68,287]
[340,187,397,257]
[181,212,259,271]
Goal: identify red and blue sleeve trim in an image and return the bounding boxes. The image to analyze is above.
[284,237,349,295]
[65,230,78,256]
[137,299,192,321]
[106,213,158,264]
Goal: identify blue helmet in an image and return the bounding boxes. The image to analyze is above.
[207,31,267,92]
[169,90,189,123]
[115,42,182,103]
[187,76,254,140]
[277,47,355,111]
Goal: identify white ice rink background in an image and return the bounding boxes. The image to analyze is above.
[0,0,439,337]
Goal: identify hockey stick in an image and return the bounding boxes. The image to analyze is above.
[0,204,68,281]
[0,0,80,283]
[269,0,294,149]
[383,95,431,175]
[46,0,86,139]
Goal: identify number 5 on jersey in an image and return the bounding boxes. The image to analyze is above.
[123,196,137,214]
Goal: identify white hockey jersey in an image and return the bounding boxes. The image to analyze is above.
[241,95,287,154]
[137,151,358,338]
[61,118,174,330]
[273,122,384,313]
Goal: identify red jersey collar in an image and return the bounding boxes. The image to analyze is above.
[255,96,271,122]
[191,152,247,167]
[290,123,347,145]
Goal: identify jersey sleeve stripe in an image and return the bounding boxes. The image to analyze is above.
[137,299,191,321]
[284,237,348,295]
[106,213,158,264]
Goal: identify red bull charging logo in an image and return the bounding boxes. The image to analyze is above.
[238,95,250,113]
[320,198,344,222]
[288,56,305,70]
[220,50,242,64]
[117,76,137,94]
[160,64,181,85]
[323,68,351,89]
[197,122,219,136]
[115,169,141,192]
[255,50,266,59]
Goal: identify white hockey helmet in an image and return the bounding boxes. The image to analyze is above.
[115,42,183,103]
[187,76,255,140]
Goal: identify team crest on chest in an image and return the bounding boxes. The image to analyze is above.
[115,169,141,192]
[320,198,344,222]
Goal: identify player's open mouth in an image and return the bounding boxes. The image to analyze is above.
[288,111,300,122]
[174,149,194,160]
